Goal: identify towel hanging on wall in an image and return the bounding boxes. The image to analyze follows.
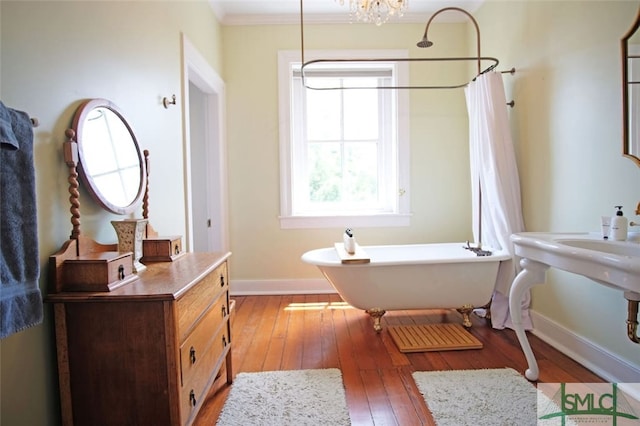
[0,100,43,339]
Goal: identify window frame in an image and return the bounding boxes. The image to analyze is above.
[278,50,411,229]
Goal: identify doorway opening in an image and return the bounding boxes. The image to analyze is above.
[182,35,228,252]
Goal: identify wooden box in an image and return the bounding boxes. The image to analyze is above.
[141,236,183,263]
[63,251,137,292]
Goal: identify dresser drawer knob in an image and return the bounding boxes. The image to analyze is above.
[222,335,227,348]
[174,244,180,255]
[118,265,125,280]
[189,390,197,407]
[189,346,196,364]
[222,305,227,318]
[220,274,225,287]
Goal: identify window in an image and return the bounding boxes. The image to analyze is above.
[278,50,410,229]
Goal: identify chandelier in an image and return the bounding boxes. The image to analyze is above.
[339,0,408,26]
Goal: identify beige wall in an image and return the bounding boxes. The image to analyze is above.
[475,1,640,372]
[1,1,639,425]
[223,22,474,280]
[0,1,222,424]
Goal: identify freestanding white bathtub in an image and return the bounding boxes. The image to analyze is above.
[301,243,511,332]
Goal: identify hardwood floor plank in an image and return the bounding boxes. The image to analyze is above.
[410,350,450,372]
[228,295,264,372]
[301,294,325,370]
[380,367,430,426]
[280,294,307,370]
[347,307,400,371]
[379,330,412,367]
[333,302,374,424]
[262,297,291,371]
[320,295,341,369]
[398,365,436,426]
[261,294,294,371]
[240,295,281,372]
[468,317,531,372]
[195,295,605,425]
[360,369,398,425]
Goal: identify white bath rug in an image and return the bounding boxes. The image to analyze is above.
[412,368,538,426]
[216,368,350,426]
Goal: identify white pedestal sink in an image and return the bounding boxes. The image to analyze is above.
[509,232,640,381]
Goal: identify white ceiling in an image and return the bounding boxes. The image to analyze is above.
[208,0,485,25]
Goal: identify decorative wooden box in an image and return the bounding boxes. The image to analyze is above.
[141,236,183,262]
[63,251,137,292]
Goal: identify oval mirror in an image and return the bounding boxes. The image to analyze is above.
[622,8,640,167]
[72,99,146,214]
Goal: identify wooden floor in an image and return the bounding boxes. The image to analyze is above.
[195,294,603,425]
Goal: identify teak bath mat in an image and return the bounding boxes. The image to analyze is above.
[388,323,483,352]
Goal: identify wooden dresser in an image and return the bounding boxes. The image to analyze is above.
[46,238,232,426]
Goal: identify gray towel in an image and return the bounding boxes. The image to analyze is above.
[0,100,19,150]
[0,101,42,339]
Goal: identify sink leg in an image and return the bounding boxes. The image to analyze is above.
[626,299,640,344]
[509,258,549,381]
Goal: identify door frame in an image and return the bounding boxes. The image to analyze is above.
[181,34,229,253]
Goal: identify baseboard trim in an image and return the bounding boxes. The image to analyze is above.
[230,279,336,296]
[530,310,640,388]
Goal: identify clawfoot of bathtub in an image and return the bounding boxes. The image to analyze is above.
[481,300,492,321]
[365,308,386,333]
[456,304,474,328]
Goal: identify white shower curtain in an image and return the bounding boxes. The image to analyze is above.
[465,71,532,330]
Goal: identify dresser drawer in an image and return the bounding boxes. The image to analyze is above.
[179,293,229,386]
[179,321,230,425]
[63,251,135,292]
[176,262,228,341]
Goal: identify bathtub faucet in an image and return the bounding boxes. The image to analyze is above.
[464,241,493,257]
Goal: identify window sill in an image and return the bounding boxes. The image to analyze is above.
[279,213,411,229]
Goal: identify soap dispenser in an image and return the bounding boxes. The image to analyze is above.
[343,228,356,254]
[610,206,628,241]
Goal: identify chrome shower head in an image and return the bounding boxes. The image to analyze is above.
[416,7,481,73]
[416,37,433,48]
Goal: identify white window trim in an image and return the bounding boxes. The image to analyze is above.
[278,49,411,229]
